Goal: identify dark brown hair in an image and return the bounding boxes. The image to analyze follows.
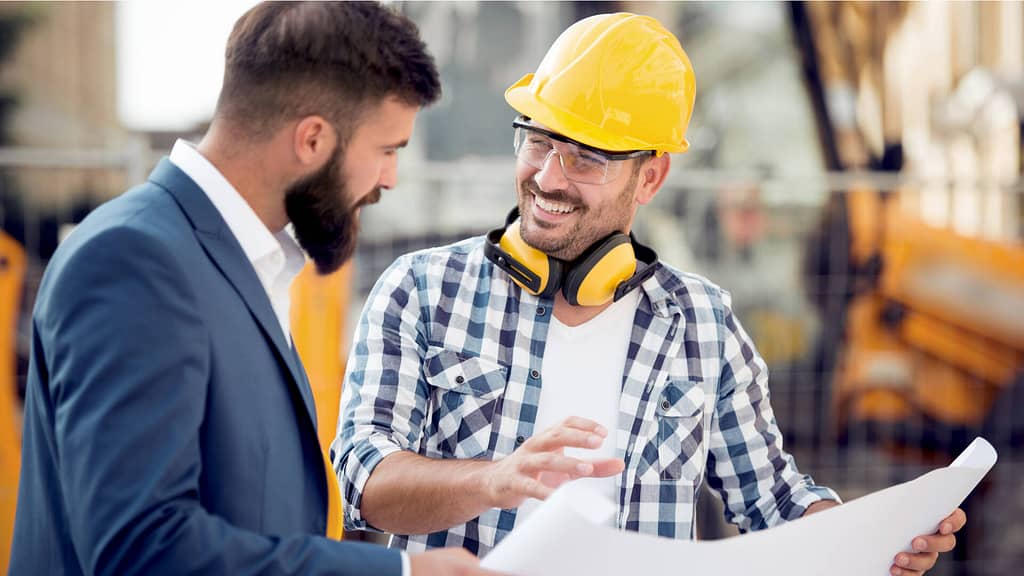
[215,1,440,140]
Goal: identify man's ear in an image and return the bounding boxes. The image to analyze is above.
[636,153,670,205]
[292,115,336,168]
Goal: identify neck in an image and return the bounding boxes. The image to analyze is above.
[197,124,290,232]
[551,293,613,327]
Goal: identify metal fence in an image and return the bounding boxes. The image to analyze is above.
[2,151,1022,575]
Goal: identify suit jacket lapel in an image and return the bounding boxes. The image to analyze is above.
[148,158,319,429]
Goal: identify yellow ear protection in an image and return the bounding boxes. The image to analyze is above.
[484,208,659,306]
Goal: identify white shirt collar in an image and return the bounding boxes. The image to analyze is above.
[169,139,284,265]
[169,139,306,340]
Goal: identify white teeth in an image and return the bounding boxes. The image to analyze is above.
[535,195,575,214]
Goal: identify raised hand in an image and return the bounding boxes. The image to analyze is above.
[481,416,625,510]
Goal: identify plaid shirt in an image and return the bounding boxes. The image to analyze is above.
[333,236,838,555]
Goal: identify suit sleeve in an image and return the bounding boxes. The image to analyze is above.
[40,225,401,576]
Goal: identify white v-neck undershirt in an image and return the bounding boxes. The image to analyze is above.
[514,289,640,527]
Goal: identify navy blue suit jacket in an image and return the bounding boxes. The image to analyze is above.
[10,160,401,575]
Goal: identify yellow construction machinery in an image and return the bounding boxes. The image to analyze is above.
[290,262,353,453]
[813,189,1024,454]
[0,231,25,573]
[291,260,353,541]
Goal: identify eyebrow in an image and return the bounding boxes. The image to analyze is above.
[383,140,409,150]
[513,117,652,161]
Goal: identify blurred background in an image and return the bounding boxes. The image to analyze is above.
[1,2,1022,575]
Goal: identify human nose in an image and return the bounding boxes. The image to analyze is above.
[378,155,398,190]
[534,148,570,191]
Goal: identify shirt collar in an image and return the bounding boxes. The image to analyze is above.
[168,139,294,268]
[640,263,682,318]
[276,225,307,281]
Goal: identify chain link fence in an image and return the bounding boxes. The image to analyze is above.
[2,153,1022,575]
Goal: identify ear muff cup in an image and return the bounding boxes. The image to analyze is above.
[496,220,564,298]
[484,211,563,298]
[484,207,659,305]
[562,233,636,306]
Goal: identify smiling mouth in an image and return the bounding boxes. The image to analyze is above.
[533,193,576,215]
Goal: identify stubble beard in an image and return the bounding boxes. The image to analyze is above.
[516,171,637,262]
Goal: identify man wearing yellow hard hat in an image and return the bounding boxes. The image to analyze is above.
[335,12,965,574]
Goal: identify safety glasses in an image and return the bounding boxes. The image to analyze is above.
[512,116,652,185]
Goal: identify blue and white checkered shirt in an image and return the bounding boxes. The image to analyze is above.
[333,236,838,555]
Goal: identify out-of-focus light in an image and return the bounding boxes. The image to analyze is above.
[115,0,258,132]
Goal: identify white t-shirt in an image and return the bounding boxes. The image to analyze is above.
[514,289,640,527]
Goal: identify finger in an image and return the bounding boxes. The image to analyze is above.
[537,471,572,489]
[519,452,596,477]
[892,550,939,573]
[527,427,605,452]
[939,508,967,534]
[890,567,924,576]
[912,533,957,554]
[558,416,608,436]
[590,458,626,478]
[514,475,554,502]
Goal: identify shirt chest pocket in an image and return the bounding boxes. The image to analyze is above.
[655,379,705,481]
[423,347,508,460]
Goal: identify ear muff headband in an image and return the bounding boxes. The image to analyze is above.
[484,207,659,305]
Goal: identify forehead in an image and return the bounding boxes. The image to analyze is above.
[351,96,419,141]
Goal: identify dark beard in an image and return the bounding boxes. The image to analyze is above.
[284,151,358,275]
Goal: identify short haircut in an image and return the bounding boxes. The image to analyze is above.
[216,1,441,141]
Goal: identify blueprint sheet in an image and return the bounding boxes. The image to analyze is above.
[482,438,997,576]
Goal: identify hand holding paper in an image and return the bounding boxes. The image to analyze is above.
[482,438,997,576]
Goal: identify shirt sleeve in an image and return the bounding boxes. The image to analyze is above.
[705,290,840,532]
[332,255,431,532]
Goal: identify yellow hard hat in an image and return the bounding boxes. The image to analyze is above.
[505,12,696,155]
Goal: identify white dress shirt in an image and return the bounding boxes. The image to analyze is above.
[168,140,411,576]
[169,139,305,342]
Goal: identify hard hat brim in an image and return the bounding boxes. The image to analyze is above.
[505,73,690,155]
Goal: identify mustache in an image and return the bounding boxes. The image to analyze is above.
[354,187,383,208]
[521,178,580,206]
